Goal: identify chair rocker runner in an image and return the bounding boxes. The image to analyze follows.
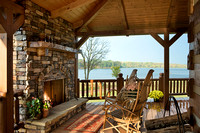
[101,69,154,133]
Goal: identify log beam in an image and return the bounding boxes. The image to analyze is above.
[51,0,95,18]
[76,28,168,37]
[74,0,109,31]
[76,35,89,49]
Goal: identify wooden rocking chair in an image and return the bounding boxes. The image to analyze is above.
[101,69,154,133]
[103,69,138,108]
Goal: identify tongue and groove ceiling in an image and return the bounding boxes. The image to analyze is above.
[31,0,189,36]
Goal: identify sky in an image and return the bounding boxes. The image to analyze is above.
[79,34,189,65]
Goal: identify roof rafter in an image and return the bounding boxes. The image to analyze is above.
[120,0,129,30]
[51,0,95,18]
[74,0,109,31]
[166,0,176,28]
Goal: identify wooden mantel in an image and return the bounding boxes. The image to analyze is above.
[29,41,78,53]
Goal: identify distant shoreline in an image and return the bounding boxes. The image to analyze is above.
[78,60,187,69]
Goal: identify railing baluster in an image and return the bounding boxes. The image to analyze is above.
[152,80,154,91]
[173,80,176,94]
[90,80,93,97]
[183,80,185,94]
[169,80,171,94]
[82,82,84,98]
[99,82,102,99]
[95,81,98,98]
[86,82,88,98]
[180,80,182,94]
[104,81,106,98]
[155,80,158,90]
[108,82,111,97]
[176,80,180,93]
[112,81,115,97]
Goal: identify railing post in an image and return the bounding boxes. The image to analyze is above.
[159,73,164,92]
[77,79,80,98]
[117,73,124,94]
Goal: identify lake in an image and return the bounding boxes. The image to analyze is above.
[78,68,189,79]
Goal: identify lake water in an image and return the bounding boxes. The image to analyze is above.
[78,68,189,79]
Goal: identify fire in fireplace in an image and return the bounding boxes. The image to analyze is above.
[44,79,65,107]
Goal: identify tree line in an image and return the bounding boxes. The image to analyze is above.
[78,59,186,69]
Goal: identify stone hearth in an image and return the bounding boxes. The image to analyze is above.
[24,98,88,133]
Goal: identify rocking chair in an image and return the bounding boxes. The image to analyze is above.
[101,69,154,133]
[103,69,138,107]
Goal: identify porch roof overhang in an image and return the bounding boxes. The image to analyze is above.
[31,0,190,37]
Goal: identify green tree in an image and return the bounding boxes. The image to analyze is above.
[111,66,121,78]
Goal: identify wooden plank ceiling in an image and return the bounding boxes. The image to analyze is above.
[31,0,189,37]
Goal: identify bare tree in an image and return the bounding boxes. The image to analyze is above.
[80,38,109,79]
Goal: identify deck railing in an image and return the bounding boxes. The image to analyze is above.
[77,73,189,100]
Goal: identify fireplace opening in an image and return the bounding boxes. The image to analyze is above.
[44,79,65,107]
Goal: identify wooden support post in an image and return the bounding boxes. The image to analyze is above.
[159,73,164,92]
[117,73,124,94]
[164,32,170,109]
[0,98,6,133]
[151,31,185,109]
[0,1,24,132]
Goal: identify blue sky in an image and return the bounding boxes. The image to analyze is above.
[98,34,189,65]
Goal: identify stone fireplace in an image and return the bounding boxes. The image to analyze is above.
[12,0,81,122]
[11,0,88,132]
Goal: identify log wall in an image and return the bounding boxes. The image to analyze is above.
[189,1,200,132]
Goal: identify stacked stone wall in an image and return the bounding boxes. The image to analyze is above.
[13,0,76,121]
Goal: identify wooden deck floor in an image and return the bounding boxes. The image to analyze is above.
[52,98,189,133]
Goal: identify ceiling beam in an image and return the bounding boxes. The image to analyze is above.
[166,0,176,28]
[74,0,109,31]
[51,0,95,18]
[76,35,89,49]
[76,28,168,37]
[120,0,129,30]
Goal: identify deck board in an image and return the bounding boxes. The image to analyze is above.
[52,98,189,133]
